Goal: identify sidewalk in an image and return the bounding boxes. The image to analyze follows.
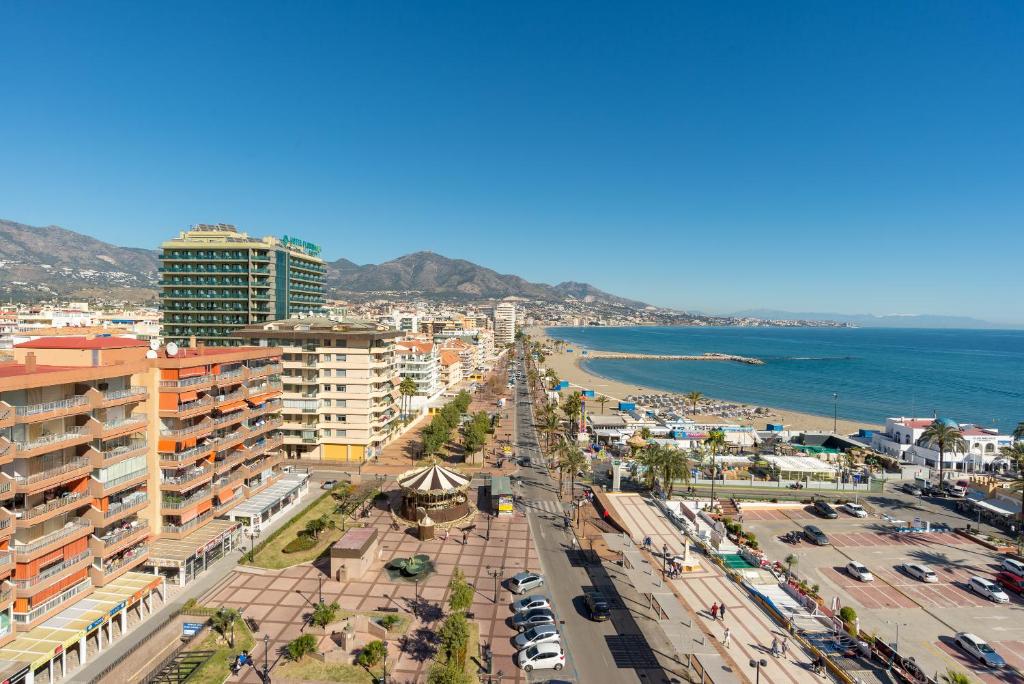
[71,485,323,683]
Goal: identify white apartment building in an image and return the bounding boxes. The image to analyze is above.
[494,302,517,346]
[872,416,1013,473]
[237,318,401,463]
[383,310,420,334]
[396,340,442,413]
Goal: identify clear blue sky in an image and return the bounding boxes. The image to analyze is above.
[2,1,1022,322]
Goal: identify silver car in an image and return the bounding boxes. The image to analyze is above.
[954,632,1006,668]
[512,595,551,614]
[902,563,938,583]
[509,571,545,594]
[513,624,560,650]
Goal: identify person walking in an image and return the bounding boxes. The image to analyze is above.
[780,637,789,660]
[719,603,727,621]
[710,602,719,620]
[723,627,731,649]
[770,637,780,657]
[463,530,468,545]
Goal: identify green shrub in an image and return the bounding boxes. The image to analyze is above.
[282,534,317,553]
[839,606,857,624]
[286,634,318,661]
[357,639,386,667]
[377,614,401,630]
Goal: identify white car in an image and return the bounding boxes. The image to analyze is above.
[846,561,874,582]
[840,503,868,518]
[902,563,938,583]
[509,571,545,594]
[954,632,1006,669]
[517,642,565,672]
[968,576,1009,603]
[513,624,560,650]
[1001,557,1024,577]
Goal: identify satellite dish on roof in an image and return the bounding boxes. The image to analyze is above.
[149,339,160,350]
[166,342,179,357]
[145,349,158,359]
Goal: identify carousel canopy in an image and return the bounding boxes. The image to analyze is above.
[398,463,470,492]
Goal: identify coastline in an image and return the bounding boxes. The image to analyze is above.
[528,326,878,434]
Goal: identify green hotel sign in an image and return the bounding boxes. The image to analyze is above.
[281,235,322,257]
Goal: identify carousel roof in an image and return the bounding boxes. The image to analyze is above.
[398,463,471,492]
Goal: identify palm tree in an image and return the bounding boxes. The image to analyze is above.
[542,412,561,451]
[1001,442,1024,552]
[559,442,589,503]
[596,394,609,415]
[920,420,967,486]
[636,444,662,490]
[562,392,583,431]
[658,446,690,499]
[1013,421,1024,442]
[554,437,574,497]
[704,429,727,508]
[305,514,331,541]
[399,377,417,422]
[685,391,703,415]
[211,607,242,648]
[784,553,798,579]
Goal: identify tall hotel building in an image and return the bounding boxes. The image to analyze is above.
[159,224,326,346]
[236,319,401,463]
[494,302,517,346]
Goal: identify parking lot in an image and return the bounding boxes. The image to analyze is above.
[740,500,1024,683]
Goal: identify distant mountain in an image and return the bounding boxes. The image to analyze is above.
[731,308,1017,329]
[0,219,158,302]
[326,251,647,307]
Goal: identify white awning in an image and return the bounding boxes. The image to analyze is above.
[976,498,1021,517]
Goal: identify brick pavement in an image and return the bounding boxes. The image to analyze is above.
[205,498,539,683]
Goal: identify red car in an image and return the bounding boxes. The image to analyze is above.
[995,571,1024,595]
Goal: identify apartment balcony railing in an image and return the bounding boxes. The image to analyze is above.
[0,550,13,574]
[15,396,89,417]
[13,577,92,625]
[216,368,245,383]
[13,456,91,486]
[214,389,246,404]
[15,426,90,453]
[161,420,213,439]
[162,509,214,535]
[102,387,147,403]
[160,374,214,389]
[172,396,214,414]
[98,543,148,575]
[95,467,147,493]
[159,441,214,463]
[162,466,212,487]
[13,550,91,589]
[102,416,147,434]
[19,491,87,521]
[161,487,212,510]
[106,493,148,519]
[13,520,92,558]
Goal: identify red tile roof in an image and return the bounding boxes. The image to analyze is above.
[0,363,78,378]
[16,336,149,350]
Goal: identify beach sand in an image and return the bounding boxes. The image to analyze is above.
[528,326,877,434]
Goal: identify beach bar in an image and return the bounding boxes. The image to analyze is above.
[763,455,839,482]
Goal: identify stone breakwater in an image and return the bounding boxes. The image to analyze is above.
[585,351,764,365]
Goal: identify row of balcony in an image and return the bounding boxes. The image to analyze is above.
[158,364,283,390]
[13,550,91,590]
[162,250,269,262]
[96,542,148,575]
[93,521,148,552]
[13,519,93,559]
[104,492,148,520]
[4,387,147,423]
[163,291,256,300]
[159,263,269,274]
[14,577,92,625]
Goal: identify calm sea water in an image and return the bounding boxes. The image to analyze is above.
[546,326,1024,430]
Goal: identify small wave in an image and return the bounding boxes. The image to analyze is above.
[775,355,857,361]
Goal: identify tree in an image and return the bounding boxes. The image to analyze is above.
[448,567,475,613]
[658,446,690,499]
[439,611,470,669]
[562,392,583,430]
[542,412,561,450]
[920,420,967,486]
[635,444,661,490]
[838,606,857,625]
[685,391,704,415]
[596,393,609,415]
[784,553,798,579]
[211,607,242,648]
[1003,442,1024,553]
[559,442,589,502]
[304,514,330,540]
[357,639,386,667]
[399,377,418,421]
[1013,421,1024,442]
[639,427,652,440]
[311,600,340,628]
[286,634,318,661]
[427,661,473,684]
[704,429,727,507]
[945,669,972,684]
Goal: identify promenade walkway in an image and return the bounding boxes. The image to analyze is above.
[603,493,826,684]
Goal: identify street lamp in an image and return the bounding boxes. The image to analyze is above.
[381,640,388,684]
[248,524,261,562]
[662,544,669,578]
[749,658,767,684]
[318,574,324,606]
[262,634,271,683]
[486,566,503,604]
[886,620,906,652]
[832,393,839,434]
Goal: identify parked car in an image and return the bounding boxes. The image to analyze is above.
[968,576,1010,603]
[901,483,923,496]
[513,624,560,650]
[840,503,868,518]
[1001,557,1024,576]
[803,525,830,546]
[812,500,839,519]
[509,572,545,594]
[584,591,611,621]
[995,571,1024,595]
[321,479,338,490]
[846,561,874,582]
[513,608,556,632]
[512,595,551,614]
[517,642,565,672]
[902,563,939,583]
[954,632,1006,669]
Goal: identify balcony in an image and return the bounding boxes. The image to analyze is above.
[249,362,283,379]
[13,519,93,561]
[160,419,214,441]
[213,491,244,514]
[159,374,214,392]
[159,441,215,465]
[91,439,148,467]
[92,542,148,584]
[13,456,92,494]
[14,577,92,627]
[161,509,215,537]
[0,550,13,575]
[101,415,148,439]
[14,426,92,458]
[161,466,213,491]
[90,468,148,497]
[16,491,89,526]
[13,550,91,596]
[161,395,214,419]
[100,386,147,407]
[0,402,13,429]
[90,492,149,524]
[91,521,149,555]
[14,396,90,423]
[160,487,213,512]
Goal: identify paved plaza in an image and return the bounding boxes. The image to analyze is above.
[204,496,540,683]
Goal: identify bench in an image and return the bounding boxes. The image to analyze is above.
[376,607,399,613]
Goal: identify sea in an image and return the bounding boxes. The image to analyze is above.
[545,326,1024,431]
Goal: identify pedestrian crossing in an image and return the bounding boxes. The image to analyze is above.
[523,498,568,517]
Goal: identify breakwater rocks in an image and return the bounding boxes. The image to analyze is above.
[586,351,765,365]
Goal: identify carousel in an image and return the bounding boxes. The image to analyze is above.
[396,463,473,525]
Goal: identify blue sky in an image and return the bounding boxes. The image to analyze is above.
[2,2,1022,322]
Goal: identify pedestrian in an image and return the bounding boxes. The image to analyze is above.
[443,528,449,541]
[723,627,731,649]
[770,637,779,657]
[719,603,726,621]
[781,637,789,660]
[463,530,468,545]
[710,602,719,620]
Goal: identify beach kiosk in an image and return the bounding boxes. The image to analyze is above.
[490,475,514,516]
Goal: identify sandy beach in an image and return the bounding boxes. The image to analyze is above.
[528,326,878,434]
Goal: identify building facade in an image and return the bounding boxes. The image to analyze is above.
[235,319,401,463]
[395,341,442,414]
[494,302,516,346]
[871,416,1012,473]
[160,224,325,346]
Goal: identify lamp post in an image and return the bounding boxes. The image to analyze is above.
[248,524,261,562]
[318,574,324,606]
[832,393,838,434]
[262,634,271,683]
[886,620,905,652]
[381,640,388,684]
[662,544,669,578]
[487,566,503,604]
[749,658,767,684]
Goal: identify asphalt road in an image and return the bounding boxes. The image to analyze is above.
[508,348,647,684]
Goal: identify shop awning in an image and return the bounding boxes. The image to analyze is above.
[148,519,240,568]
[225,473,308,521]
[976,498,1021,517]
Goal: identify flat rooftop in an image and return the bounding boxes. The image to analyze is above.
[149,519,240,566]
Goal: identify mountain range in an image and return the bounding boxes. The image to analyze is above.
[0,219,644,308]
